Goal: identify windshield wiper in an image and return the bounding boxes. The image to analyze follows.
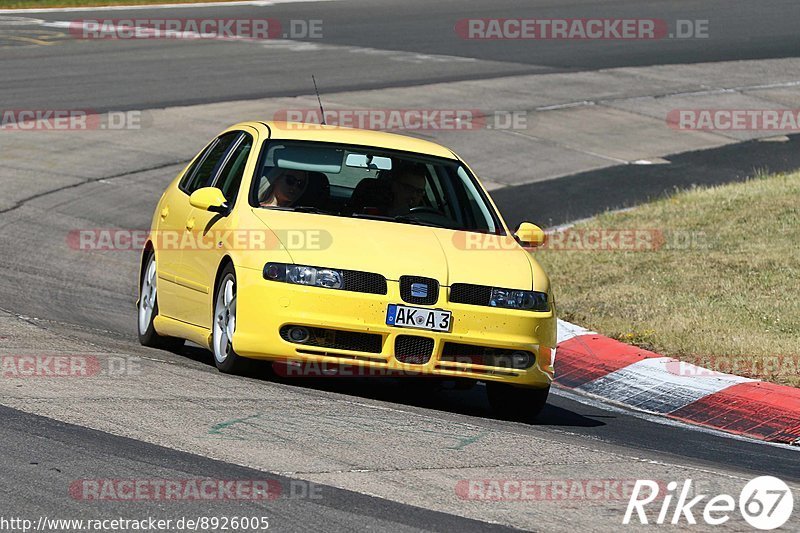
[293,205,326,213]
[268,205,326,214]
[351,213,444,228]
[392,215,444,228]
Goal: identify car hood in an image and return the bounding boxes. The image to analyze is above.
[251,209,536,288]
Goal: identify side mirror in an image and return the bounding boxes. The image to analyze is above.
[514,222,546,248]
[189,187,228,214]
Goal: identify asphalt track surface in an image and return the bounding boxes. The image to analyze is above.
[0,0,799,111]
[1,405,515,532]
[1,0,799,530]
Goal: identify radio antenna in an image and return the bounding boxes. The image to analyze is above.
[312,75,326,125]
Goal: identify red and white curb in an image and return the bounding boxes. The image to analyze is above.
[555,320,800,446]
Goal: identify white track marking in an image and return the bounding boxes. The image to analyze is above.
[0,15,47,24]
[0,0,333,15]
[16,17,477,64]
[256,37,476,61]
[576,357,756,414]
[556,319,595,344]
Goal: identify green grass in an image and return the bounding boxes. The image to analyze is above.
[0,0,238,8]
[534,171,800,387]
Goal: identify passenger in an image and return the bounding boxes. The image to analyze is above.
[259,169,309,207]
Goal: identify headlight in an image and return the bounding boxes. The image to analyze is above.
[263,263,343,289]
[489,288,549,312]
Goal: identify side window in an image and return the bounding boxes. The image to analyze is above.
[178,141,214,192]
[213,133,253,204]
[179,132,240,194]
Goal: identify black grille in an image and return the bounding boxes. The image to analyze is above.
[399,276,439,305]
[441,343,534,369]
[343,270,388,294]
[394,335,434,364]
[449,283,492,305]
[280,325,382,353]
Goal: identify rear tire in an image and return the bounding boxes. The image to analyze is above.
[212,263,249,374]
[137,252,184,351]
[486,382,549,422]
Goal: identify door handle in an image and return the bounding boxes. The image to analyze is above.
[185,218,195,231]
[160,206,169,219]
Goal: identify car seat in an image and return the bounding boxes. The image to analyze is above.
[294,171,331,210]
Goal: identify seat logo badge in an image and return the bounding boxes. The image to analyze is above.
[411,283,428,298]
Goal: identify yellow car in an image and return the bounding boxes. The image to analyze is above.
[137,121,556,419]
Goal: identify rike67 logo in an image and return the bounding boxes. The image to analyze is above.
[624,476,794,529]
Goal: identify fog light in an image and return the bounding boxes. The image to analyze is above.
[288,326,310,343]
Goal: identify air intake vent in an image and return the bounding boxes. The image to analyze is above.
[342,270,388,294]
[394,335,434,364]
[449,283,492,306]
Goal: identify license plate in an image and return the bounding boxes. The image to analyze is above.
[386,304,452,332]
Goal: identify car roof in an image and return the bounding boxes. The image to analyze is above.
[243,121,459,160]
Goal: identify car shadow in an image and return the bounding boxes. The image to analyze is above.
[180,344,604,428]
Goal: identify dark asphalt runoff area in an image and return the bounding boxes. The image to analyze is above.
[495,133,800,228]
[1,0,799,530]
[0,0,799,111]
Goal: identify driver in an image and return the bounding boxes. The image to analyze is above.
[384,162,427,216]
[259,168,309,207]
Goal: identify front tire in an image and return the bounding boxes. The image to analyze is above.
[486,382,549,422]
[212,263,249,374]
[138,252,183,350]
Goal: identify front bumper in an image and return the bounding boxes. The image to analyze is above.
[233,266,556,388]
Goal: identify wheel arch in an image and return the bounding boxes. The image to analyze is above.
[138,241,156,296]
[212,255,236,305]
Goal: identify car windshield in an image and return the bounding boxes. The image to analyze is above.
[250,141,502,233]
